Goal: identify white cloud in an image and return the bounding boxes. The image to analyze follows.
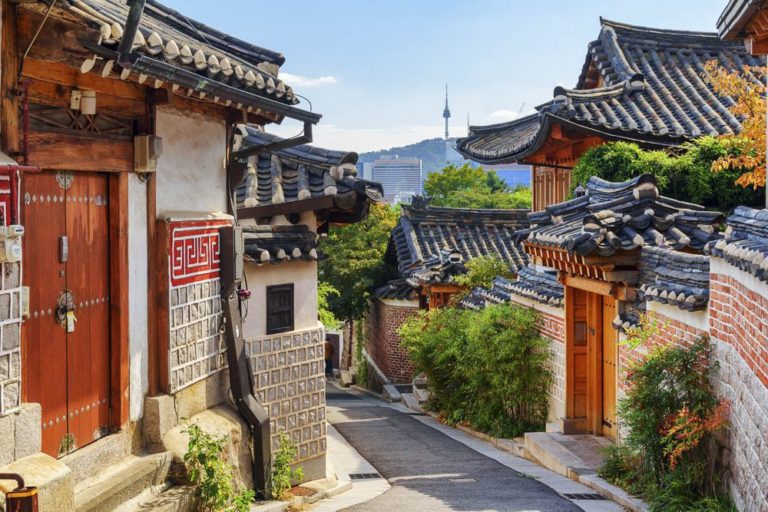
[266,123,452,153]
[279,73,338,88]
[488,108,533,123]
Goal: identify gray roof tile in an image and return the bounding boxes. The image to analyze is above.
[706,206,768,282]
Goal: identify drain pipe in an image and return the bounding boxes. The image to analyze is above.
[117,0,146,69]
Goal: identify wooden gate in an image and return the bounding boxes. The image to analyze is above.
[601,298,618,441]
[22,171,110,457]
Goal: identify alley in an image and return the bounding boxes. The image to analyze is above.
[326,386,585,512]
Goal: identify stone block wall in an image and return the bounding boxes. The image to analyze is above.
[367,298,419,383]
[708,260,768,512]
[0,260,21,416]
[165,218,231,393]
[246,326,326,468]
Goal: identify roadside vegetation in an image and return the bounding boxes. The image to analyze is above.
[424,163,532,209]
[599,320,733,512]
[399,303,551,438]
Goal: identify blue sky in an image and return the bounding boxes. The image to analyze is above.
[162,0,728,152]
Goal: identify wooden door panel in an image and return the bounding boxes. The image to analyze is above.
[65,173,110,451]
[21,172,68,456]
[602,298,618,441]
[571,288,588,418]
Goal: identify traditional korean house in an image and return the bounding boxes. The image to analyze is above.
[461,173,768,511]
[368,201,529,383]
[0,0,381,509]
[456,19,763,211]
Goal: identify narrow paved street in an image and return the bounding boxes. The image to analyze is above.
[326,386,584,511]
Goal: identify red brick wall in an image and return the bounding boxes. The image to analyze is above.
[368,298,419,383]
[710,272,768,388]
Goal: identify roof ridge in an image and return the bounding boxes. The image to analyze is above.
[599,17,720,38]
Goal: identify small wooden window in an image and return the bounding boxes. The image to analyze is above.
[267,284,294,334]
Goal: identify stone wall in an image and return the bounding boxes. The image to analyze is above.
[0,260,21,416]
[709,260,768,512]
[367,298,419,383]
[164,217,231,393]
[246,326,326,477]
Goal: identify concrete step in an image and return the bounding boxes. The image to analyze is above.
[125,485,199,512]
[61,428,138,485]
[412,385,430,404]
[382,384,402,402]
[74,452,172,512]
[400,393,424,413]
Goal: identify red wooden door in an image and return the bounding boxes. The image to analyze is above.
[22,171,110,457]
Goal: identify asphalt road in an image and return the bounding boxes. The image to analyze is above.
[326,387,583,512]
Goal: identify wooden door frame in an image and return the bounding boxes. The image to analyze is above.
[564,281,611,436]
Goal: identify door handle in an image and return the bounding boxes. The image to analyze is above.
[59,236,69,263]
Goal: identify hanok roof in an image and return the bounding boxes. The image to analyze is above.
[638,246,710,311]
[718,0,765,40]
[235,127,384,224]
[526,174,724,257]
[374,279,419,301]
[243,225,318,265]
[707,206,768,282]
[457,19,763,164]
[459,267,565,310]
[386,203,531,285]
[62,0,318,120]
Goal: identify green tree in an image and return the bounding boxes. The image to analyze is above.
[572,138,763,211]
[453,256,514,291]
[318,204,399,321]
[317,283,342,329]
[424,163,531,209]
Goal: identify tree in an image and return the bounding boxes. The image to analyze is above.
[424,163,531,209]
[318,204,399,321]
[571,138,763,212]
[452,256,514,291]
[704,61,767,190]
[317,282,342,329]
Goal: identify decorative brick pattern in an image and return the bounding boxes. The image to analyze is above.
[168,278,226,393]
[0,261,22,416]
[167,219,231,394]
[246,327,326,463]
[367,299,419,383]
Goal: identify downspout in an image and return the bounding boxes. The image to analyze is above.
[221,121,314,499]
[117,0,146,70]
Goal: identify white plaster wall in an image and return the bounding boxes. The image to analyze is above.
[242,261,320,338]
[128,174,149,421]
[155,107,227,215]
[646,301,710,332]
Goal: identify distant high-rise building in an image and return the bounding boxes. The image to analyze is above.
[485,163,532,189]
[369,156,423,205]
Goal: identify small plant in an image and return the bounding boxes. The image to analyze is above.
[620,313,662,349]
[355,320,369,386]
[183,423,255,512]
[271,433,304,500]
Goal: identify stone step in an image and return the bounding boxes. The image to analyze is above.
[412,385,430,404]
[74,452,172,512]
[61,428,137,486]
[382,384,402,402]
[124,485,199,512]
[400,393,424,413]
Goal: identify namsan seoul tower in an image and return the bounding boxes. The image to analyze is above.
[443,84,451,140]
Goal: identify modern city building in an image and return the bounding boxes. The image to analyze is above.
[369,156,424,204]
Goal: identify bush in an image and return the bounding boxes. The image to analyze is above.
[598,335,733,511]
[183,424,255,512]
[271,433,304,500]
[453,256,514,291]
[399,303,551,437]
[572,138,763,212]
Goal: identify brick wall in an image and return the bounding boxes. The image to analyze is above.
[708,260,768,512]
[368,298,419,383]
[247,326,326,463]
[0,260,21,416]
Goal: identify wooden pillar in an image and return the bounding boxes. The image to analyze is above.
[1,0,20,158]
[109,172,130,427]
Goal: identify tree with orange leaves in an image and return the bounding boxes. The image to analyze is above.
[704,61,767,189]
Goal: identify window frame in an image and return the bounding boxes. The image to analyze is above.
[266,283,295,335]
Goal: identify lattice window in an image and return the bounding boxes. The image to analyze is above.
[267,284,294,334]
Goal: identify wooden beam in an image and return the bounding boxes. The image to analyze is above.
[1,0,20,159]
[155,220,170,394]
[238,195,336,220]
[26,130,132,172]
[109,172,130,427]
[562,274,615,296]
[21,59,145,102]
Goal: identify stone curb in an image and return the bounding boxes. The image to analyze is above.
[250,479,353,512]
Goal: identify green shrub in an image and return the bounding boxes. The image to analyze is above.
[399,303,551,437]
[271,433,304,500]
[597,335,733,511]
[453,256,515,291]
[572,137,763,212]
[183,423,255,512]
